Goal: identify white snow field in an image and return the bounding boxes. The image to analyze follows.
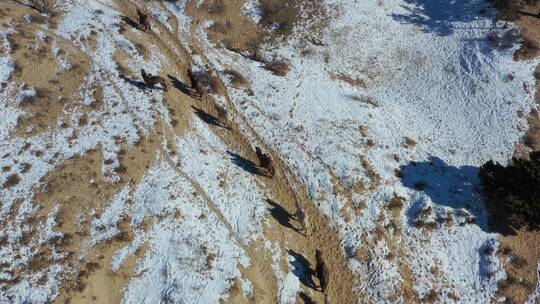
[181,0,539,302]
[0,0,538,303]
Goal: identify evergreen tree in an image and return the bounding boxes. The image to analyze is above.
[479,151,540,231]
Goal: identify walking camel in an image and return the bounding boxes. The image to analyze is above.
[315,249,326,292]
[256,147,275,178]
[136,8,151,32]
[187,69,205,100]
[141,69,168,92]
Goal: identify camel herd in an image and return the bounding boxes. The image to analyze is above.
[130,7,329,297]
[132,9,276,178]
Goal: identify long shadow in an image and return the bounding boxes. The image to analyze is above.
[168,75,199,99]
[390,0,491,37]
[121,16,143,31]
[287,249,317,290]
[478,238,497,281]
[119,74,148,90]
[399,156,490,231]
[120,74,166,91]
[266,199,304,235]
[222,43,266,63]
[299,291,316,304]
[519,11,540,19]
[226,151,265,176]
[191,106,228,129]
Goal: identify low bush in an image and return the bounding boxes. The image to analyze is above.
[263,60,289,76]
[259,0,298,35]
[223,69,247,86]
[19,0,60,15]
[205,0,225,15]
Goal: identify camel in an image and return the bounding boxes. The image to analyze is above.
[187,68,204,99]
[141,69,168,91]
[136,8,151,32]
[315,249,326,292]
[256,147,275,178]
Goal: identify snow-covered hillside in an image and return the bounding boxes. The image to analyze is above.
[0,0,539,303]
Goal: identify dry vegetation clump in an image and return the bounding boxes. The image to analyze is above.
[387,195,404,210]
[421,289,439,303]
[403,137,417,148]
[205,0,225,15]
[259,0,299,36]
[525,109,540,150]
[263,59,290,76]
[223,69,248,87]
[413,206,439,230]
[2,173,21,189]
[415,220,438,230]
[515,38,540,60]
[17,0,60,16]
[333,73,367,89]
[209,21,231,34]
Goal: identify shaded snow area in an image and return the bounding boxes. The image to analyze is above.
[185,0,539,302]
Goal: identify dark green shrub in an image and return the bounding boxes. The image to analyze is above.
[490,0,540,23]
[479,151,540,231]
[491,0,522,22]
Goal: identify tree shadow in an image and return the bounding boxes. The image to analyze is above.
[478,238,497,281]
[226,151,266,176]
[266,199,305,235]
[191,106,228,129]
[287,249,317,290]
[119,74,148,90]
[168,74,199,99]
[121,16,143,31]
[390,0,492,36]
[399,156,489,230]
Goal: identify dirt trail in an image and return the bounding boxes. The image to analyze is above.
[116,1,361,303]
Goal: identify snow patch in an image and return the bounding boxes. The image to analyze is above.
[243,0,262,24]
[0,57,15,83]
